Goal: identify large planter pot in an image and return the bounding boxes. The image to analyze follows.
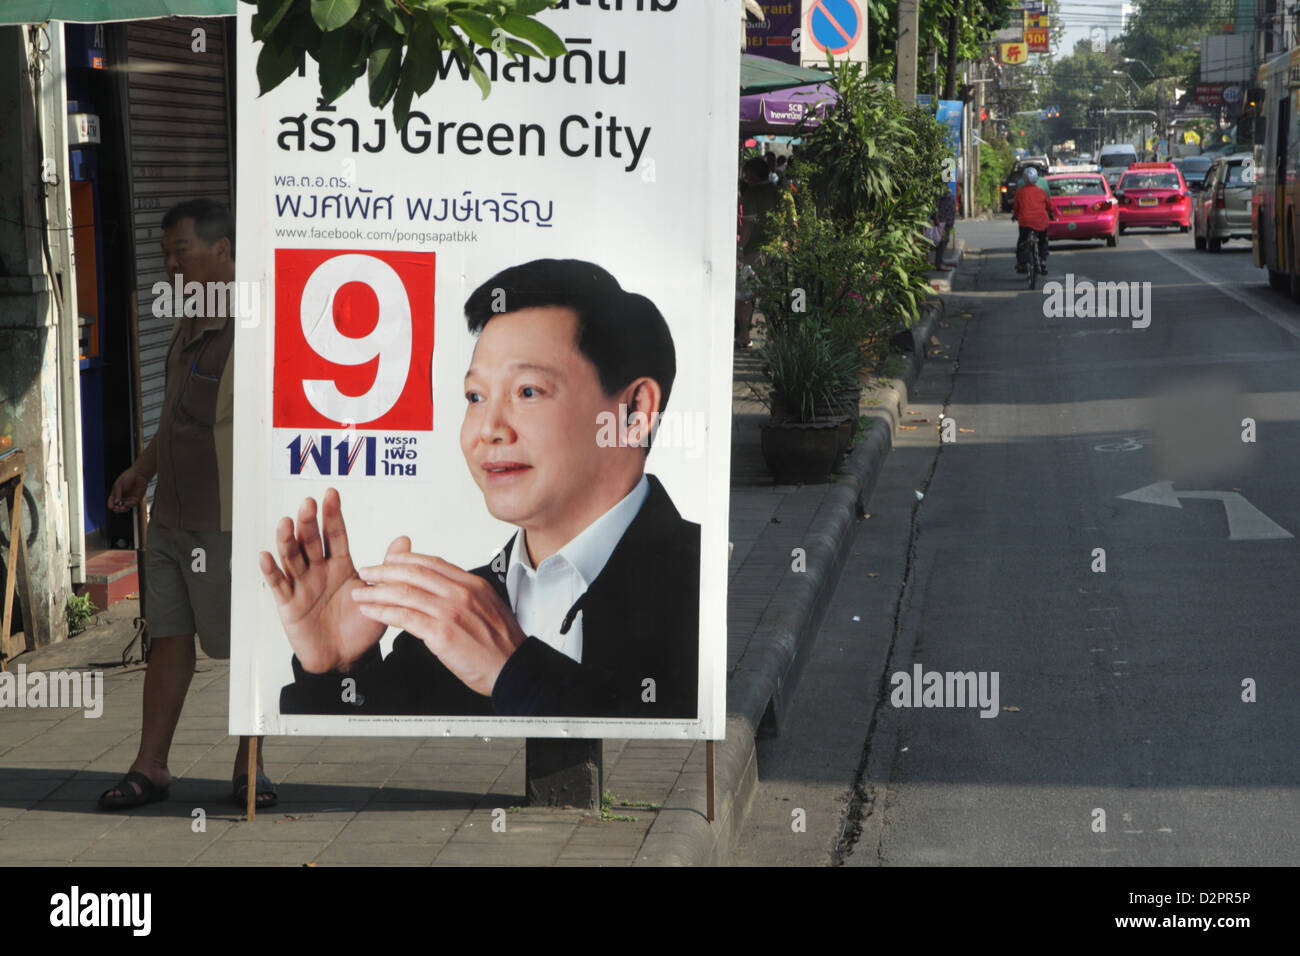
[811,386,861,420]
[760,418,842,484]
[836,385,862,419]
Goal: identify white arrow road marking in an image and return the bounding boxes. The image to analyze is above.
[1118,481,1294,540]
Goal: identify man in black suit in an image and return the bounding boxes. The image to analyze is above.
[259,259,700,718]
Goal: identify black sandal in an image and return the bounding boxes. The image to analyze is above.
[98,771,169,810]
[232,772,279,809]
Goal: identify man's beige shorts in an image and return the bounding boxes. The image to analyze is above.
[144,525,231,659]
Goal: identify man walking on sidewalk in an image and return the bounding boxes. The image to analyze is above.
[99,199,274,811]
[932,187,957,271]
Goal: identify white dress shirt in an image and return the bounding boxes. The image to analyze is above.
[504,475,649,663]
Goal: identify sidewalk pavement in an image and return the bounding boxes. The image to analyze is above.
[0,260,955,866]
[928,237,966,293]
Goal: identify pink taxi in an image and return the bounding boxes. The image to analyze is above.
[1044,167,1118,246]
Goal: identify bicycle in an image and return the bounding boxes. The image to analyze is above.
[1018,229,1046,290]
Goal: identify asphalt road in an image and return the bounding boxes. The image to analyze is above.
[733,217,1300,866]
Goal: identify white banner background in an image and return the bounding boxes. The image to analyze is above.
[230,0,737,738]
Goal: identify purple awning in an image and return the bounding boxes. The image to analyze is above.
[739,83,837,134]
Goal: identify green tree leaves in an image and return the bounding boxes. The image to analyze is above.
[497,12,564,57]
[243,0,565,126]
[310,0,361,32]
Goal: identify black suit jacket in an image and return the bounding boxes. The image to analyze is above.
[280,474,700,718]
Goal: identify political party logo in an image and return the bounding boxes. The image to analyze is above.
[273,248,435,431]
[285,433,378,477]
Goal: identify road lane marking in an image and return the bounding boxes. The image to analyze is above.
[1139,237,1300,343]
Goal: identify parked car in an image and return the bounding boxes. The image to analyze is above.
[1099,143,1139,188]
[1115,162,1191,233]
[1193,152,1254,252]
[1044,167,1118,246]
[1000,159,1049,212]
[1180,155,1214,192]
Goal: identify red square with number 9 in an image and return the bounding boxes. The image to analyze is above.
[273,248,435,430]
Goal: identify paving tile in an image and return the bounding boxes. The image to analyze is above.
[0,837,88,863]
[282,763,401,784]
[449,822,577,846]
[553,857,629,867]
[0,762,80,778]
[75,838,207,863]
[302,740,424,762]
[556,843,643,861]
[258,783,383,806]
[432,842,562,866]
[385,764,507,785]
[366,786,491,805]
[217,814,350,842]
[0,777,69,801]
[0,808,129,842]
[191,840,323,864]
[313,841,441,865]
[331,809,469,843]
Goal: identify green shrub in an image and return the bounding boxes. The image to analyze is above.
[978,136,1014,211]
[67,592,97,635]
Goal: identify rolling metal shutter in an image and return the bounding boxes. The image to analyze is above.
[123,16,233,444]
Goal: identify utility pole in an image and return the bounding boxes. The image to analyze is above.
[1157,76,1165,159]
[974,66,984,214]
[897,0,919,104]
[943,10,960,99]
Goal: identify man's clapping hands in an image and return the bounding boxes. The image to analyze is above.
[259,489,525,695]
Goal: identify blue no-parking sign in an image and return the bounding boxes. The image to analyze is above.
[807,0,862,56]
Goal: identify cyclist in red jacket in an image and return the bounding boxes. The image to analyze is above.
[1012,167,1055,274]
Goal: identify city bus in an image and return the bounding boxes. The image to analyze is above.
[1252,47,1300,298]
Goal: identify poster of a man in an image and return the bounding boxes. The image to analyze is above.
[260,259,699,719]
[231,0,732,740]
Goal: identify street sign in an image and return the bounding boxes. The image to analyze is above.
[744,1,802,66]
[1001,41,1028,64]
[1195,83,1227,105]
[806,0,862,56]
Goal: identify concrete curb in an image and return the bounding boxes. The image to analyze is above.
[637,293,947,866]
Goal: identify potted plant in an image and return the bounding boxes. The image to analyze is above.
[756,320,857,483]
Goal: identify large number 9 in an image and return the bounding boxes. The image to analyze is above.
[299,253,412,425]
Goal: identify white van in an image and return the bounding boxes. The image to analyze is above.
[1099,144,1139,187]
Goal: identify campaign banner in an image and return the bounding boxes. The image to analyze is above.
[936,99,962,200]
[230,1,736,739]
[745,1,802,65]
